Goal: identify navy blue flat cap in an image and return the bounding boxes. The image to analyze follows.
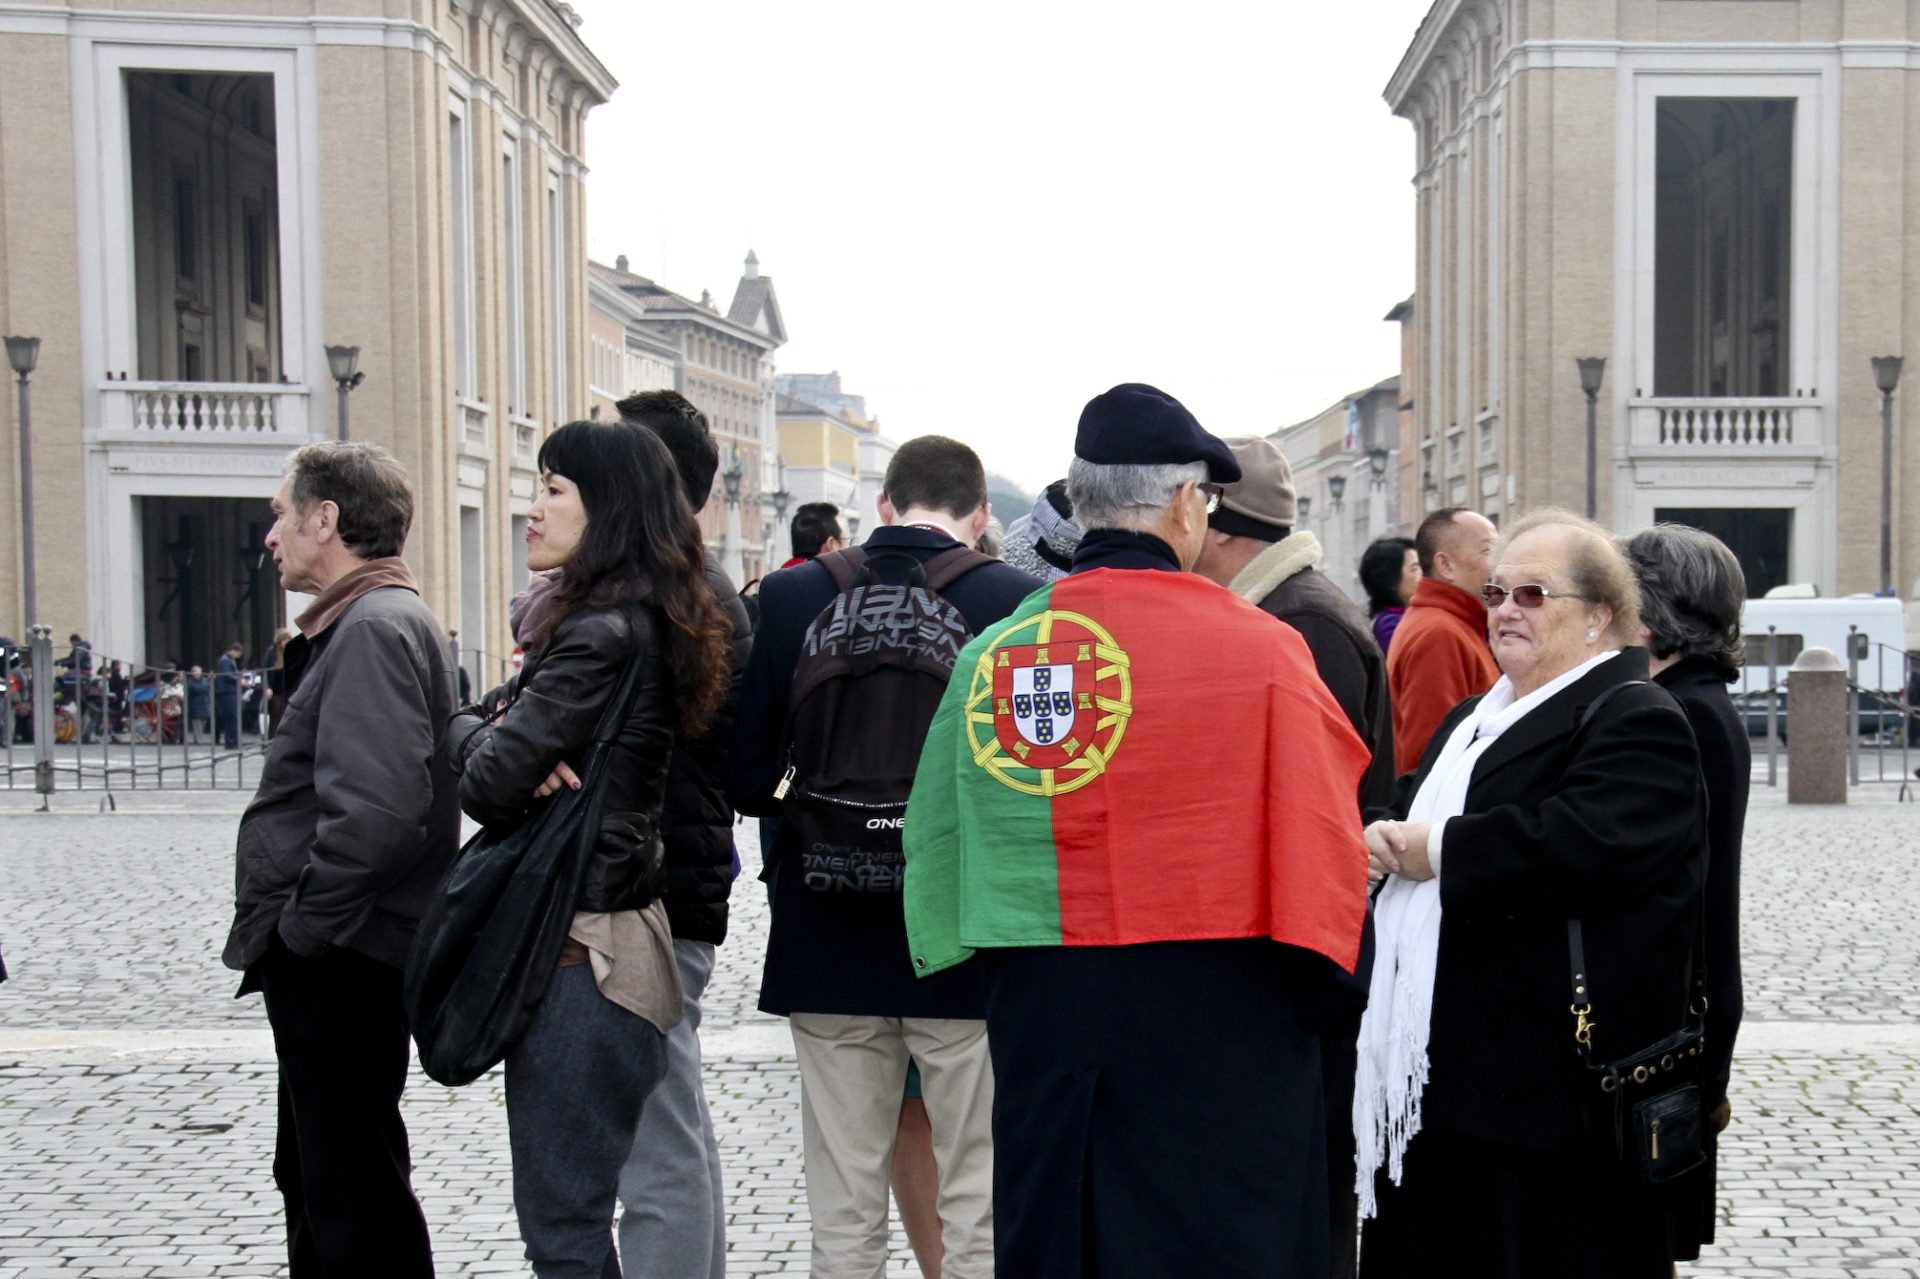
[1074,383,1242,484]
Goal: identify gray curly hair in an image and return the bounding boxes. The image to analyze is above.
[1620,524,1746,681]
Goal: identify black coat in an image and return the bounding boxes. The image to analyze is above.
[1403,649,1707,1151]
[657,558,752,944]
[729,524,1041,1018]
[1655,655,1748,1258]
[1361,650,1706,1279]
[452,606,674,914]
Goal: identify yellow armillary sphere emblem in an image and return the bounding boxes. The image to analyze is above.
[964,607,1132,796]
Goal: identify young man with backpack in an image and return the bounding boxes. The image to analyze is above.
[730,435,1041,1279]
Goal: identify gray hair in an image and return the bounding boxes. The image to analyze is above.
[1620,524,1746,681]
[1066,458,1206,532]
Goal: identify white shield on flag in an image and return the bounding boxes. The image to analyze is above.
[1011,663,1074,746]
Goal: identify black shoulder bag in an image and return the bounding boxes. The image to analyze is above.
[405,647,646,1087]
[1566,680,1710,1185]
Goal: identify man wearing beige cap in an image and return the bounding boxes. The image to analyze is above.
[1196,433,1392,1279]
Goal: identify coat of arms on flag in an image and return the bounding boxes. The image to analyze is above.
[964,608,1132,796]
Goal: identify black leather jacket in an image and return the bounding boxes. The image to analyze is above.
[451,605,672,914]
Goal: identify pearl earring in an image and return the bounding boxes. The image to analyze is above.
[1587,630,1597,641]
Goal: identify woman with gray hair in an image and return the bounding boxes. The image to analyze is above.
[1622,522,1749,1264]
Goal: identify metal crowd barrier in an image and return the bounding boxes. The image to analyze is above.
[3,625,274,805]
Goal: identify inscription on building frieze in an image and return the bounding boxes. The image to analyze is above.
[1632,465,1815,490]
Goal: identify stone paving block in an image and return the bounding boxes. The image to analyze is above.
[6,796,1920,1275]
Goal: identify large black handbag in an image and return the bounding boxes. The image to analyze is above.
[404,651,644,1087]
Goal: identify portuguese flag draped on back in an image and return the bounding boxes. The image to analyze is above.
[904,568,1372,978]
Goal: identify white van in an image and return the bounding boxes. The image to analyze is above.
[1736,596,1909,698]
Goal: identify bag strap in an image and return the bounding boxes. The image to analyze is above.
[816,548,868,594]
[919,546,996,594]
[1565,678,1710,1068]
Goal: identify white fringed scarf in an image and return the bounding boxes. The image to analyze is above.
[1352,651,1619,1217]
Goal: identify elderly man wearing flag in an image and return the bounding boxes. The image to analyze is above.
[903,383,1375,1277]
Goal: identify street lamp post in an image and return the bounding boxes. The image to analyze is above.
[1577,357,1606,520]
[325,344,363,441]
[1873,356,1904,596]
[5,335,41,630]
[721,451,745,585]
[1327,472,1346,510]
[1366,447,1390,486]
[1296,494,1312,524]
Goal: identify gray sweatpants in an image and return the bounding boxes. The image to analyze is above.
[617,938,727,1278]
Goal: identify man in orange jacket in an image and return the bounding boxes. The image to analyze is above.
[1385,507,1499,772]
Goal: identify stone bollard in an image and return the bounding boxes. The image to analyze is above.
[1788,647,1848,804]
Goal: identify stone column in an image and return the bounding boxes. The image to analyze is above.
[1787,647,1848,804]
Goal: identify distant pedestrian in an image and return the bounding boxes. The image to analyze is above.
[781,501,844,569]
[214,643,244,748]
[223,441,459,1278]
[185,665,211,743]
[998,480,1082,583]
[451,418,733,1278]
[1360,536,1420,655]
[266,629,293,740]
[1386,508,1499,770]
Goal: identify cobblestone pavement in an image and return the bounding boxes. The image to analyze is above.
[3,785,1919,1276]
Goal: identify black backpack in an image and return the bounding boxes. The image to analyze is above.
[776,546,992,893]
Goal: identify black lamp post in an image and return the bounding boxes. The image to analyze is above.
[1366,446,1390,486]
[1577,357,1606,519]
[1296,494,1312,523]
[325,345,363,441]
[5,334,40,628]
[1328,472,1347,511]
[1873,355,1904,596]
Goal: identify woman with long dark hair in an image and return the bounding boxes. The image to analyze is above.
[1359,536,1420,654]
[450,419,731,1278]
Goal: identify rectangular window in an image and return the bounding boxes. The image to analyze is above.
[450,104,477,397]
[1653,98,1794,397]
[503,140,526,415]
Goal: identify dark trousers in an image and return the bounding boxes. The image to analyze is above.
[257,939,434,1278]
[505,962,668,1279]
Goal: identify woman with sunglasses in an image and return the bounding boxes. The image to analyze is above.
[1352,507,1708,1278]
[449,419,732,1277]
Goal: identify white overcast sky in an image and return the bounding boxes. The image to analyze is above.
[574,0,1438,495]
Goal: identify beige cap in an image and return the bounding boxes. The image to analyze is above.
[1213,435,1296,539]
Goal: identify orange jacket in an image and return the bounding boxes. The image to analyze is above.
[1386,577,1499,773]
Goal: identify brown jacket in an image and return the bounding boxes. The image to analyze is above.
[1385,576,1498,772]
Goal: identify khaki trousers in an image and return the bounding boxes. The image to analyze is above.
[788,1013,995,1279]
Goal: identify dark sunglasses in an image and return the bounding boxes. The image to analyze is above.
[1480,583,1593,609]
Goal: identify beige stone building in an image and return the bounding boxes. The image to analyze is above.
[1272,376,1404,598]
[1389,0,1920,597]
[0,0,613,680]
[586,254,785,585]
[774,372,896,552]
